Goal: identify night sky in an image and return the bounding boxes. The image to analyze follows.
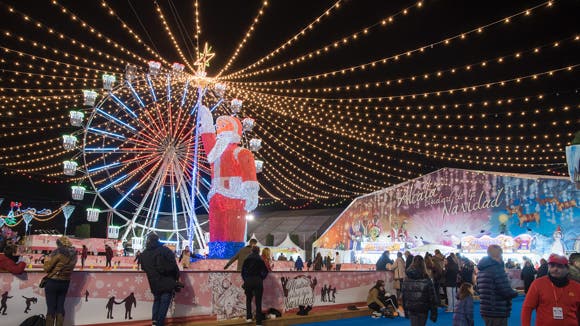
[0,0,578,237]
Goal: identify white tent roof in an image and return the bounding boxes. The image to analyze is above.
[276,233,302,250]
[266,234,305,257]
[249,233,265,248]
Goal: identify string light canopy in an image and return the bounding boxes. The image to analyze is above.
[0,0,577,211]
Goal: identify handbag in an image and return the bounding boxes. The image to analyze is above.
[39,276,49,288]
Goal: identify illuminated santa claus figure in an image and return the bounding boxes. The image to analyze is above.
[199,105,259,258]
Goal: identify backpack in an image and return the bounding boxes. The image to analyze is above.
[19,314,46,326]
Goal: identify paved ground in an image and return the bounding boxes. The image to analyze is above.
[299,295,532,326]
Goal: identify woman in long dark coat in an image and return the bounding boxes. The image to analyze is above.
[520,259,536,294]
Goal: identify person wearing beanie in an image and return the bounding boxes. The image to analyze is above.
[521,254,580,326]
[43,236,77,326]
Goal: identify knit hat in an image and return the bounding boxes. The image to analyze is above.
[548,253,568,266]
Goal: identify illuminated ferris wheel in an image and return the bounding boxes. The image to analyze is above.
[63,51,262,252]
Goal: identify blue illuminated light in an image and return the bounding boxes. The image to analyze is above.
[208,241,245,259]
[126,80,145,108]
[166,75,171,103]
[152,187,164,229]
[87,162,121,172]
[113,182,140,208]
[146,75,157,101]
[85,147,119,152]
[210,99,223,112]
[97,109,136,131]
[98,174,129,192]
[181,80,189,107]
[109,93,138,119]
[88,127,126,140]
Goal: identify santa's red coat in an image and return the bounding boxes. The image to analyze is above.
[201,133,257,242]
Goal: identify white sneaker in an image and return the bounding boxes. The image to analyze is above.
[372,311,382,317]
[246,319,253,322]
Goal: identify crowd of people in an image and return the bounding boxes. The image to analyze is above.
[369,245,580,326]
[2,232,580,326]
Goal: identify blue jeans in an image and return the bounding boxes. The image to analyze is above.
[152,292,173,326]
[45,279,70,316]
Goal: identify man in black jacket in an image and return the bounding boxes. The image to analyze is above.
[242,246,268,326]
[476,244,518,326]
[140,233,180,326]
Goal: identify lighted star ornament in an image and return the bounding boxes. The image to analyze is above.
[194,43,215,76]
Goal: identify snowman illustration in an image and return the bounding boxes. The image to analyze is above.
[550,226,565,255]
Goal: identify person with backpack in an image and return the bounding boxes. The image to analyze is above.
[140,233,180,326]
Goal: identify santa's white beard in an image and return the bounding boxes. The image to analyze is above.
[207,131,239,163]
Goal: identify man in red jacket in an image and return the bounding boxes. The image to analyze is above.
[521,254,580,326]
[0,242,26,274]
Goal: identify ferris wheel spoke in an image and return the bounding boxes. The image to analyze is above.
[120,156,170,241]
[180,80,190,107]
[138,107,166,143]
[125,80,145,108]
[109,92,138,119]
[96,108,137,133]
[87,127,126,141]
[146,75,157,102]
[176,170,206,249]
[172,104,194,143]
[85,147,154,154]
[113,182,140,209]
[97,174,129,193]
[166,75,172,103]
[87,162,121,173]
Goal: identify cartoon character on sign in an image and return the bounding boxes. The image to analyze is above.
[209,274,245,319]
[514,234,532,250]
[348,219,365,250]
[199,105,259,257]
[550,226,565,256]
[22,296,37,313]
